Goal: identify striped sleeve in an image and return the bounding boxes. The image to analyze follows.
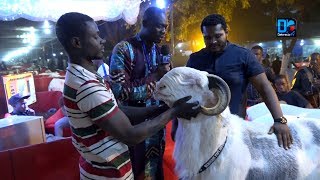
[76,80,119,124]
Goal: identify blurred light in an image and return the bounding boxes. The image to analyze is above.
[3,46,31,61]
[39,57,42,59]
[314,39,320,47]
[177,43,183,48]
[60,52,63,55]
[156,0,166,9]
[29,26,36,33]
[43,20,51,34]
[53,53,56,57]
[279,40,282,43]
[192,35,206,52]
[3,27,37,61]
[179,49,182,52]
[300,39,304,46]
[258,43,263,46]
[44,28,51,34]
[43,20,50,29]
[277,44,282,49]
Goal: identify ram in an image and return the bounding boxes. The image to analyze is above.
[154,67,320,180]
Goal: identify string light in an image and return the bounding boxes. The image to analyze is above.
[3,26,38,61]
[1,0,145,61]
[0,0,143,24]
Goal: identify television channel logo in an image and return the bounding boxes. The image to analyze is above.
[276,18,297,37]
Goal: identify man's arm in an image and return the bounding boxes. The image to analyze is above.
[95,97,199,146]
[110,41,158,101]
[250,73,293,150]
[119,104,168,124]
[292,91,313,109]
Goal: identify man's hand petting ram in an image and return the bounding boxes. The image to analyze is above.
[172,96,201,120]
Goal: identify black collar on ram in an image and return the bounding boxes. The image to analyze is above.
[198,136,228,174]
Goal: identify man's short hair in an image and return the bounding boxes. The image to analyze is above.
[142,6,165,26]
[251,45,263,53]
[201,14,227,33]
[56,12,94,51]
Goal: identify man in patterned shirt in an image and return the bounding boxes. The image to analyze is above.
[55,12,200,180]
[110,7,170,179]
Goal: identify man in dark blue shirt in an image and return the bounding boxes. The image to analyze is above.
[187,43,264,116]
[185,14,292,150]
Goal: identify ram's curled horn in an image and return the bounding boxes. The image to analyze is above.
[201,74,231,116]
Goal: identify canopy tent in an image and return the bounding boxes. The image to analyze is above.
[0,0,143,24]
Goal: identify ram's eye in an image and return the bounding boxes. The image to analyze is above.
[159,85,166,90]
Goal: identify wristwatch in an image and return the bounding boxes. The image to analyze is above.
[274,116,287,124]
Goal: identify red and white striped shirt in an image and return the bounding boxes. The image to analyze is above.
[63,63,133,180]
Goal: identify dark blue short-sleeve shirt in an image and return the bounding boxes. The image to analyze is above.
[186,43,264,116]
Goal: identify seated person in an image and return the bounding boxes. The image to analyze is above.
[9,94,35,116]
[274,75,313,108]
[54,97,70,137]
[8,93,64,142]
[292,56,320,108]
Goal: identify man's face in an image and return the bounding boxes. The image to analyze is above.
[311,55,320,73]
[202,24,227,53]
[251,49,263,64]
[14,99,27,113]
[81,21,106,60]
[146,14,168,43]
[275,78,289,94]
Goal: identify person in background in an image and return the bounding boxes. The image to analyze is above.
[0,61,7,71]
[185,13,292,150]
[274,75,313,108]
[9,93,35,116]
[8,93,63,142]
[54,96,70,137]
[247,45,275,106]
[292,54,320,108]
[251,45,275,82]
[92,59,125,86]
[272,56,282,75]
[92,59,109,79]
[110,7,170,179]
[263,54,271,68]
[310,53,320,77]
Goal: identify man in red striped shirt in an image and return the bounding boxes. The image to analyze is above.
[55,12,200,179]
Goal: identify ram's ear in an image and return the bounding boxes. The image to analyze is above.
[175,74,199,87]
[186,71,209,88]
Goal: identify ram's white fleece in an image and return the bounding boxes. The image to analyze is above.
[154,67,320,180]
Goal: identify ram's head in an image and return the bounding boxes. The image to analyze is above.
[154,67,231,116]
